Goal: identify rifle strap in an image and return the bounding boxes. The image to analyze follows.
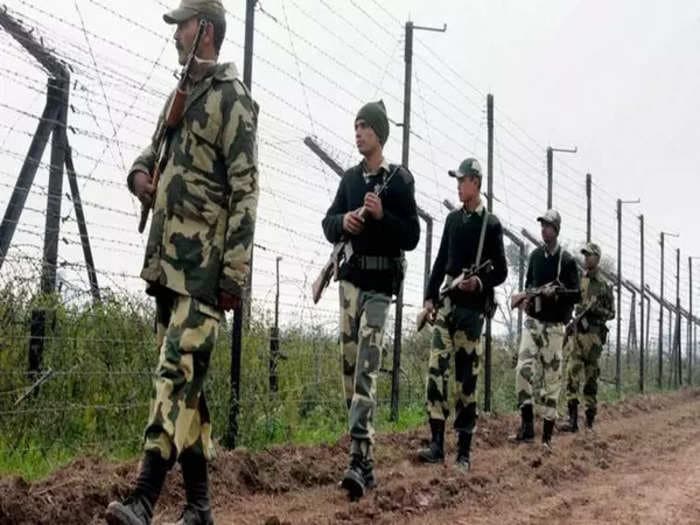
[556,248,563,282]
[379,164,400,197]
[475,208,489,267]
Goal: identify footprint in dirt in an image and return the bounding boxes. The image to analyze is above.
[530,457,543,469]
[264,516,291,525]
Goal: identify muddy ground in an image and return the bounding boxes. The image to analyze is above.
[2,389,699,524]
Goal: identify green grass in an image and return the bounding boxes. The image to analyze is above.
[1,281,694,481]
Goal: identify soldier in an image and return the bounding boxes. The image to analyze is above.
[560,243,615,432]
[416,159,507,470]
[106,1,258,524]
[509,210,580,450]
[322,100,420,500]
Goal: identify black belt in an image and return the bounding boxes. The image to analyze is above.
[355,255,396,271]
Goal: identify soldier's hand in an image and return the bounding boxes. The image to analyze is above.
[423,299,435,313]
[218,291,241,312]
[363,192,384,220]
[133,170,155,207]
[458,276,481,293]
[520,297,530,311]
[342,209,365,235]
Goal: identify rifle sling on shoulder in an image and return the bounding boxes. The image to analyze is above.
[474,207,489,268]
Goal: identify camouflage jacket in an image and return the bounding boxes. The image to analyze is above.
[128,62,259,307]
[577,269,615,327]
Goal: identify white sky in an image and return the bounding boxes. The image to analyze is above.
[1,0,698,346]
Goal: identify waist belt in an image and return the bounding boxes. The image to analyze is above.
[355,255,396,271]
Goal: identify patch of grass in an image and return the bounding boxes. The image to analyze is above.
[1,280,693,480]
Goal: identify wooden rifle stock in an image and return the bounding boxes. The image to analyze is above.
[137,20,207,233]
[510,282,580,310]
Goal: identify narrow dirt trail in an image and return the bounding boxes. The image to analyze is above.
[2,389,699,524]
[211,389,700,525]
[429,392,700,525]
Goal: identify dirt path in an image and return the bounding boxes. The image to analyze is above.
[431,392,700,525]
[214,390,700,525]
[2,389,699,524]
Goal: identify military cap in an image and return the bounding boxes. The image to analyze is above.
[537,209,562,232]
[581,242,601,257]
[163,0,225,24]
[448,158,482,179]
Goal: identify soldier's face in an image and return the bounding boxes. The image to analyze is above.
[584,253,599,270]
[174,17,200,65]
[355,119,380,157]
[540,223,557,244]
[457,175,479,203]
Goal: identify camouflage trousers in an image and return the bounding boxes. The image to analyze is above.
[144,291,222,463]
[564,330,603,410]
[339,280,390,444]
[425,297,484,433]
[515,317,564,421]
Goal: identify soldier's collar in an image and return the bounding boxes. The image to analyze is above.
[213,62,239,82]
[544,242,560,257]
[362,157,390,181]
[461,200,484,217]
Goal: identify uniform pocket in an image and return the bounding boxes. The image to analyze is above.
[188,113,222,175]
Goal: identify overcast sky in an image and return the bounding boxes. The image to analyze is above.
[1,0,698,341]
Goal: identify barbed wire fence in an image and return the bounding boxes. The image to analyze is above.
[0,0,697,473]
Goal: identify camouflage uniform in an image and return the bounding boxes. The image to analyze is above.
[511,209,580,447]
[418,161,507,468]
[565,267,615,411]
[339,280,391,444]
[145,292,221,462]
[426,293,484,433]
[128,61,259,463]
[516,318,565,421]
[105,2,258,523]
[323,101,420,499]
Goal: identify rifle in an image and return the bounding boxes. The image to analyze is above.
[311,241,353,304]
[137,19,208,233]
[311,166,399,304]
[510,281,579,312]
[565,297,598,339]
[416,259,494,332]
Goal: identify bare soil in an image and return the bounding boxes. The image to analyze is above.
[2,389,699,524]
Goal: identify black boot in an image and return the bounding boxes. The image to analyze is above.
[105,451,170,525]
[176,451,214,525]
[341,440,370,501]
[542,419,554,450]
[509,404,535,443]
[559,400,579,433]
[455,432,472,471]
[585,407,596,430]
[418,419,445,463]
[361,456,376,490]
